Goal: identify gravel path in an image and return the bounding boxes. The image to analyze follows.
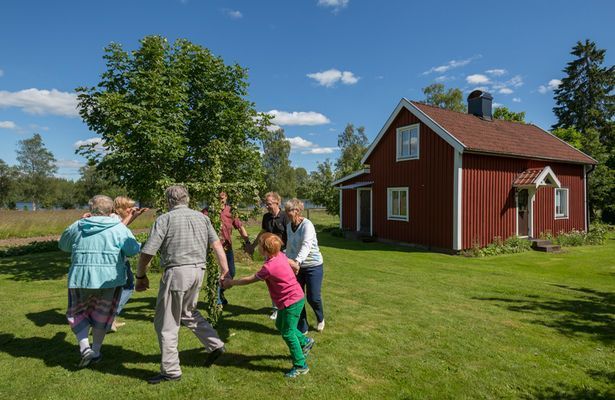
[0,228,150,248]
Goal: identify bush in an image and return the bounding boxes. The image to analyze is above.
[462,235,531,257]
[132,232,161,272]
[546,223,610,247]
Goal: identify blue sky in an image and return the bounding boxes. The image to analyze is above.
[0,0,613,179]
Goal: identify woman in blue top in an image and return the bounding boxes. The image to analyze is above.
[285,198,325,334]
[59,195,140,368]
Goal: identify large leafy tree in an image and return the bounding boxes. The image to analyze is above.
[16,133,57,210]
[552,39,615,222]
[422,83,466,112]
[76,36,268,323]
[335,123,368,178]
[262,128,296,198]
[308,160,339,215]
[0,159,19,208]
[74,162,125,205]
[493,106,526,123]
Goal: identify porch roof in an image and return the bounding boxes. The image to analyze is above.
[512,166,561,189]
[337,181,373,190]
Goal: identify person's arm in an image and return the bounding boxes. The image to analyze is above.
[135,252,154,291]
[123,207,149,226]
[58,222,78,252]
[223,274,260,289]
[211,240,230,278]
[288,259,300,274]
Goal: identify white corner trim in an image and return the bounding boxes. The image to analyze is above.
[332,168,371,186]
[584,166,588,231]
[339,189,343,229]
[361,98,465,165]
[453,151,462,250]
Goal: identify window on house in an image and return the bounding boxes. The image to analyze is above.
[555,188,569,218]
[387,187,409,221]
[396,124,419,161]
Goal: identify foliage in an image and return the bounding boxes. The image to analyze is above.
[552,39,615,223]
[541,223,609,246]
[422,83,466,112]
[464,235,532,257]
[73,162,125,206]
[294,167,310,199]
[551,127,584,150]
[0,240,59,257]
[76,36,269,322]
[0,160,19,208]
[493,106,526,123]
[307,160,339,215]
[261,128,296,199]
[16,134,57,210]
[335,123,368,178]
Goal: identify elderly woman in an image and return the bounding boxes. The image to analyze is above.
[59,195,140,368]
[285,198,325,333]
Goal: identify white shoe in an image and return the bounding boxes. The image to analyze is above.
[269,310,278,320]
[316,319,325,332]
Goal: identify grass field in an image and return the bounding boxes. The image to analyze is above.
[0,213,613,399]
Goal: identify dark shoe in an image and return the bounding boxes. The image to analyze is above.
[78,348,94,368]
[302,337,315,356]
[204,346,226,367]
[147,374,182,384]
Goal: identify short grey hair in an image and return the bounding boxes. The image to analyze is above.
[284,198,304,214]
[165,185,190,208]
[89,195,114,216]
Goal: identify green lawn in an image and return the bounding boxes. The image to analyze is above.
[0,214,613,399]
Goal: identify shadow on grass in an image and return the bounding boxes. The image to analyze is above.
[316,230,433,254]
[473,285,614,344]
[523,383,614,399]
[216,305,280,342]
[0,252,69,281]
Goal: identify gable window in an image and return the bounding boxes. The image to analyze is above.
[387,187,409,221]
[555,188,569,219]
[396,124,420,161]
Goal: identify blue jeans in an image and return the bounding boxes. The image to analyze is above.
[218,248,235,303]
[296,264,324,333]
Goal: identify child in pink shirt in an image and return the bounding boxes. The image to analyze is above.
[223,233,314,378]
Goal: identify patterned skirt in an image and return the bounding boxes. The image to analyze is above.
[66,286,122,333]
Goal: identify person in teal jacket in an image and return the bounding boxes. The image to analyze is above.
[59,195,141,368]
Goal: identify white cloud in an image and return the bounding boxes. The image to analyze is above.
[507,75,524,88]
[307,69,359,87]
[435,75,455,83]
[223,9,243,19]
[74,137,106,152]
[486,69,507,76]
[317,0,349,12]
[466,74,490,85]
[0,121,16,129]
[0,88,78,117]
[288,136,315,149]
[267,110,330,126]
[301,147,338,155]
[498,88,513,95]
[266,123,282,132]
[512,97,521,103]
[55,159,84,169]
[423,55,481,75]
[492,102,503,108]
[539,78,562,94]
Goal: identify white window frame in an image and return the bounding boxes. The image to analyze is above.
[555,188,569,219]
[387,187,409,221]
[396,124,420,161]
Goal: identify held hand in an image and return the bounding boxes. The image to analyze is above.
[221,277,233,290]
[81,212,92,219]
[242,242,254,256]
[135,276,149,291]
[288,259,300,275]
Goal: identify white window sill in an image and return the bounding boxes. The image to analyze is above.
[387,216,409,222]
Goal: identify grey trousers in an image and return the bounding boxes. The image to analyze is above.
[154,265,224,376]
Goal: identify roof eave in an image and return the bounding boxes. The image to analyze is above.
[464,149,598,165]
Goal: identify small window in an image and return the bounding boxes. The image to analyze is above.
[396,124,419,161]
[388,187,409,221]
[555,188,569,219]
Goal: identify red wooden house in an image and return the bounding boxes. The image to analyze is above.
[333,91,597,252]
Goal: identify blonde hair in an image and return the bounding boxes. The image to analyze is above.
[264,191,281,204]
[284,198,304,213]
[113,196,136,219]
[259,232,283,257]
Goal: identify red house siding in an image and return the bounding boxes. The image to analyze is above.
[462,153,586,248]
[341,186,357,231]
[363,108,455,249]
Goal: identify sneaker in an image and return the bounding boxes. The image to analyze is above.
[269,309,278,320]
[285,365,309,378]
[317,319,325,332]
[204,346,226,367]
[302,337,315,356]
[147,374,182,384]
[78,348,96,368]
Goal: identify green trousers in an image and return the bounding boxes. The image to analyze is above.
[276,298,309,368]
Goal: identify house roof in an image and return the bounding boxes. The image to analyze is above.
[360,98,597,165]
[512,166,561,188]
[332,168,370,186]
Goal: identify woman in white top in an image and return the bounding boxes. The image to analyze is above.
[285,198,325,333]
